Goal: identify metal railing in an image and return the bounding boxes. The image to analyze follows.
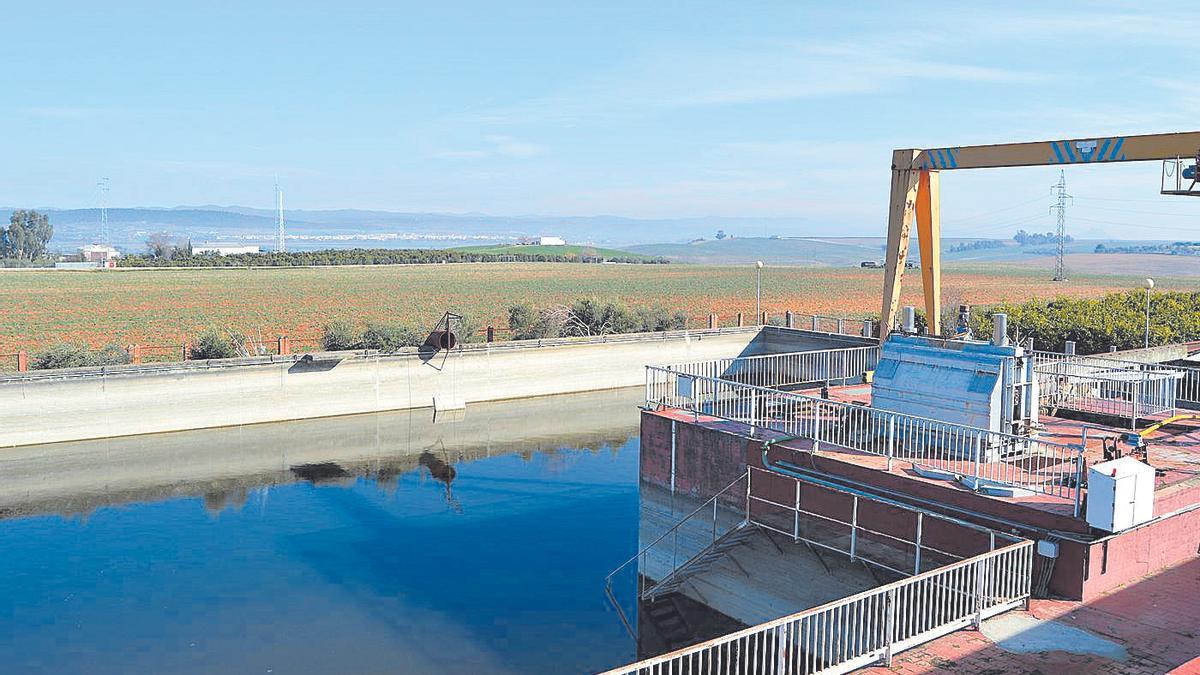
[1035,350,1200,408]
[605,473,750,638]
[600,539,1033,675]
[666,346,880,391]
[646,367,1085,509]
[745,467,1017,578]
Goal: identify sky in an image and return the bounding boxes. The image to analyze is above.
[3,1,1200,238]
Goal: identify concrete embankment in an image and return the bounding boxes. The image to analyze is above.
[0,387,646,520]
[0,326,872,447]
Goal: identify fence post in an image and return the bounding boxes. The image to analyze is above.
[182,342,190,361]
[761,311,768,326]
[973,558,987,628]
[277,336,291,356]
[837,318,845,334]
[886,416,896,471]
[914,512,923,574]
[883,587,897,666]
[863,318,874,338]
[708,313,717,329]
[127,344,142,364]
[486,326,495,343]
[784,311,794,328]
[811,315,820,331]
[16,350,28,372]
[736,312,744,327]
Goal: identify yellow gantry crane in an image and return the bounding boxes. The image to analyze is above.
[881,131,1200,339]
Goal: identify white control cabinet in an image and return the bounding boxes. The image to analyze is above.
[1086,457,1155,532]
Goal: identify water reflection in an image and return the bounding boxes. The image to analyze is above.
[0,388,644,674]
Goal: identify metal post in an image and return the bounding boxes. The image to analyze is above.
[886,417,896,471]
[837,318,845,334]
[486,326,495,342]
[883,588,897,666]
[1145,280,1153,349]
[708,313,717,329]
[914,512,923,574]
[16,350,27,372]
[849,495,859,561]
[785,311,794,328]
[812,315,820,331]
[737,312,744,327]
[755,261,763,323]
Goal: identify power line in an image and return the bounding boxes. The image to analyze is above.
[1050,170,1072,282]
[97,177,110,244]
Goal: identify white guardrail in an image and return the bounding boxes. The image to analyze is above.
[666,346,880,390]
[601,539,1034,675]
[1033,351,1191,426]
[646,366,1085,510]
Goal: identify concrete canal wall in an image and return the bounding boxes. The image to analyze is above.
[0,326,870,447]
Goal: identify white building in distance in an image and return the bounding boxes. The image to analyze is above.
[537,235,565,246]
[79,244,121,262]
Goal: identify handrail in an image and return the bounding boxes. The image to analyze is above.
[646,366,1085,509]
[599,539,1033,674]
[603,471,749,639]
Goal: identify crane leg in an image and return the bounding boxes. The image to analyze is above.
[916,169,942,336]
[880,151,921,341]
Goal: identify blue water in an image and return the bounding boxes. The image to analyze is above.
[0,443,640,673]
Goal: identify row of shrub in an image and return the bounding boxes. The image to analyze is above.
[320,317,483,352]
[119,248,669,267]
[508,299,689,339]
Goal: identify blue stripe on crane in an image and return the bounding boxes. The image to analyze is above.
[1096,138,1111,162]
[1063,142,1077,162]
[1051,142,1066,164]
[1109,137,1125,161]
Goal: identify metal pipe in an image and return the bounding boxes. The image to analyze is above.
[902,306,916,334]
[992,313,1008,347]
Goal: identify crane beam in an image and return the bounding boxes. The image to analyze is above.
[880,130,1200,340]
[897,130,1200,172]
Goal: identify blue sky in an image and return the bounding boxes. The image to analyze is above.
[3,1,1199,238]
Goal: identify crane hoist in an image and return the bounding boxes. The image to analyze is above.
[881,131,1200,339]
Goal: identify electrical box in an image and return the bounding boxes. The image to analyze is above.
[1086,457,1155,532]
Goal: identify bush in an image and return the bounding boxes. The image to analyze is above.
[509,303,548,340]
[95,343,133,366]
[454,314,483,343]
[361,322,420,351]
[970,290,1200,354]
[30,343,131,370]
[189,329,239,360]
[33,344,96,370]
[321,320,361,351]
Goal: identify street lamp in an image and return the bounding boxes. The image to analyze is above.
[755,261,764,324]
[1144,278,1155,348]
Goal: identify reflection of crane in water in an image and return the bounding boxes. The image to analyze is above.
[419,446,462,513]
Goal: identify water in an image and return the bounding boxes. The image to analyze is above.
[0,389,643,674]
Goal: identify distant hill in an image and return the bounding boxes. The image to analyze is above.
[628,237,1176,266]
[12,205,814,252]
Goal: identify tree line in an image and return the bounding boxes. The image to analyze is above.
[122,246,669,267]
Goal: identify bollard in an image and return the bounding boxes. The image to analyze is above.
[785,311,794,328]
[708,313,717,329]
[16,350,28,372]
[761,311,768,326]
[127,344,142,364]
[486,326,495,343]
[736,312,744,327]
[277,336,291,356]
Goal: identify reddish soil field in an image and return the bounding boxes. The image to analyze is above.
[1,263,1195,361]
